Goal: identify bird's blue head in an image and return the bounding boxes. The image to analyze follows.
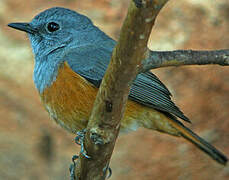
[8,7,105,93]
[9,7,96,59]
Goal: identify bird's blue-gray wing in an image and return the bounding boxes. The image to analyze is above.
[64,44,190,122]
[129,72,190,122]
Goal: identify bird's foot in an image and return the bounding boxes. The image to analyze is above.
[90,132,105,145]
[74,129,91,158]
[69,156,112,180]
[69,155,79,180]
[133,0,143,8]
[69,129,90,179]
[71,129,112,179]
[103,164,112,179]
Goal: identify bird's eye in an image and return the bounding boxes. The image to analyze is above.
[47,22,60,32]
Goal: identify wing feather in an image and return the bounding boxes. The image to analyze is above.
[129,72,190,122]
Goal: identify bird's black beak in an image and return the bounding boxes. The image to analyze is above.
[8,23,37,34]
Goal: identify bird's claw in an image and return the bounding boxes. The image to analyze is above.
[133,0,143,8]
[90,132,105,145]
[72,154,79,163]
[103,164,112,179]
[69,155,79,180]
[71,129,112,179]
[74,129,91,159]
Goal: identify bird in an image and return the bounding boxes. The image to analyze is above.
[8,7,227,165]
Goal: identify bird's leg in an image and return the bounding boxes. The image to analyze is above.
[71,129,112,179]
[103,164,112,179]
[74,129,91,158]
[69,156,112,180]
[69,129,90,180]
[69,155,78,180]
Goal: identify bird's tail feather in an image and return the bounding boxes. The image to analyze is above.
[169,117,228,165]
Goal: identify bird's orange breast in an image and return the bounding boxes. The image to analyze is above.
[39,61,178,135]
[40,62,98,133]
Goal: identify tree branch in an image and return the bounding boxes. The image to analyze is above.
[74,0,169,179]
[140,49,229,72]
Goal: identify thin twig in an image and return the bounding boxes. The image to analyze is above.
[140,49,229,72]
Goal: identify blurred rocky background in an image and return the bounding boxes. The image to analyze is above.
[1,0,229,179]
